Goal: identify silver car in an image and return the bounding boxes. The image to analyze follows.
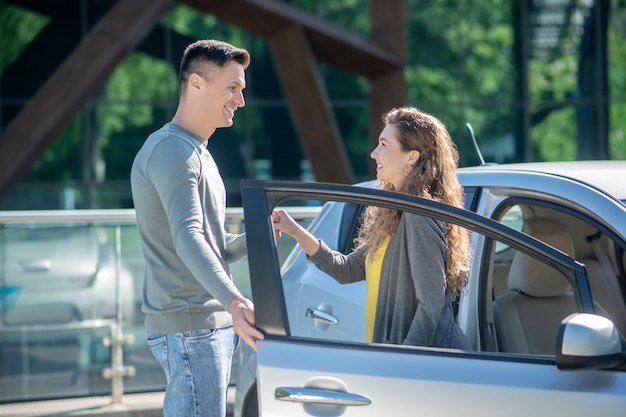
[235,161,626,417]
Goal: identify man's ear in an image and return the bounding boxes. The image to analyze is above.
[188,73,203,91]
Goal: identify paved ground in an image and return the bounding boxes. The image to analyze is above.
[0,387,235,417]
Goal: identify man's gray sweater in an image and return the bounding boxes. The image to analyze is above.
[131,123,247,334]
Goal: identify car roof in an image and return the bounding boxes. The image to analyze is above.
[458,160,626,201]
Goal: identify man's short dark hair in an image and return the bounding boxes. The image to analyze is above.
[179,39,250,92]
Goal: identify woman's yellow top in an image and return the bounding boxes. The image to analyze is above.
[364,235,391,343]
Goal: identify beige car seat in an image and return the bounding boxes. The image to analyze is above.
[492,219,576,355]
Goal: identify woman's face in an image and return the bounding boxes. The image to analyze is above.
[370,124,418,189]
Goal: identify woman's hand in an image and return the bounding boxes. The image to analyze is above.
[272,209,303,237]
[272,209,321,256]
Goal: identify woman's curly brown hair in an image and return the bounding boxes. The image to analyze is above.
[356,106,471,295]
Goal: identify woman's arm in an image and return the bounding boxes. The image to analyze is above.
[272,208,366,284]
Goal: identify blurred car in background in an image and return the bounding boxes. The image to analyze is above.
[0,222,136,398]
[1,225,135,326]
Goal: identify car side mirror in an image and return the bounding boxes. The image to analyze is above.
[556,313,626,371]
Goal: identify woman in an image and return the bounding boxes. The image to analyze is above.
[272,106,472,349]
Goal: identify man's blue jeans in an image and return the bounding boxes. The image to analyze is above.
[147,326,239,417]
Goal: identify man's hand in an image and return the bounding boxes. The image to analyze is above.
[229,296,265,351]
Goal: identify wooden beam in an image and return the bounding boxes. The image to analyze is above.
[267,24,353,184]
[0,0,174,199]
[369,0,406,176]
[179,0,403,79]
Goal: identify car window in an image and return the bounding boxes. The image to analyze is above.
[486,201,626,340]
[482,230,583,355]
[494,204,523,253]
[277,196,590,358]
[480,198,626,346]
[462,186,479,211]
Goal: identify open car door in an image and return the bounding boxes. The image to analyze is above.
[241,180,626,417]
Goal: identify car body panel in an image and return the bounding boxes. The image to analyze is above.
[256,338,626,417]
[282,200,366,342]
[457,164,626,240]
[459,160,626,202]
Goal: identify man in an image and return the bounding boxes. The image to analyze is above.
[130,39,264,417]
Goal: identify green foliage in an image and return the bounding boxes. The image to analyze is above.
[0,1,48,73]
[609,103,626,160]
[164,4,247,46]
[288,0,369,34]
[531,107,576,161]
[97,52,178,146]
[609,8,626,159]
[403,0,515,163]
[23,115,82,181]
[6,0,626,196]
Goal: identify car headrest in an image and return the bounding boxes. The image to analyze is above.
[507,218,574,297]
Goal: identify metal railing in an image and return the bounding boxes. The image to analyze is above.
[0,206,321,404]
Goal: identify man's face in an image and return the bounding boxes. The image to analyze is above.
[199,60,246,129]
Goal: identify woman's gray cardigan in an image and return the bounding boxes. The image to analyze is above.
[308,211,471,350]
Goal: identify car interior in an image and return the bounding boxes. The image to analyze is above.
[488,203,626,355]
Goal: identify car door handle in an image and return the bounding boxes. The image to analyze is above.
[306,307,339,325]
[275,387,371,406]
